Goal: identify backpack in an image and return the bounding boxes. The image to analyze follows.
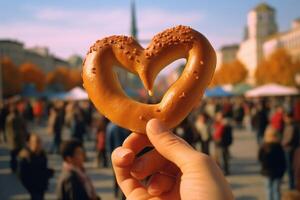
[221,125,233,147]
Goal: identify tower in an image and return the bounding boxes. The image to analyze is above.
[237,3,278,83]
[126,0,143,95]
[130,0,138,40]
[247,3,277,40]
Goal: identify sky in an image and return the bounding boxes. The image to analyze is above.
[0,0,299,59]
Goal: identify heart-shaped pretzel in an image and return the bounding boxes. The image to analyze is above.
[82,25,216,133]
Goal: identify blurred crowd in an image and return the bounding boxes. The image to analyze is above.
[0,95,300,200]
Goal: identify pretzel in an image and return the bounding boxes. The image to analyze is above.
[82,25,216,133]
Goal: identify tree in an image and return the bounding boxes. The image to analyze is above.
[1,57,22,96]
[19,62,46,91]
[210,59,248,87]
[255,49,300,86]
[46,67,82,91]
[68,69,82,89]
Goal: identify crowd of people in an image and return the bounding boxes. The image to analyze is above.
[0,95,300,200]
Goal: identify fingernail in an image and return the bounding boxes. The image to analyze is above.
[131,159,144,172]
[116,149,131,159]
[148,185,162,196]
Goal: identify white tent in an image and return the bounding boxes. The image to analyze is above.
[245,83,299,97]
[66,87,89,100]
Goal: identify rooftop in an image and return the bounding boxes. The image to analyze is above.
[0,39,23,46]
[266,26,300,41]
[254,3,275,12]
[220,44,239,51]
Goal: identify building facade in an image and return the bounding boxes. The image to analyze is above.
[263,18,300,61]
[237,3,278,82]
[216,44,239,69]
[0,40,71,72]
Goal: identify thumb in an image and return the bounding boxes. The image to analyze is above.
[146,119,200,170]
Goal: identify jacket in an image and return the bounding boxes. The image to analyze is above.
[57,169,91,200]
[258,143,286,178]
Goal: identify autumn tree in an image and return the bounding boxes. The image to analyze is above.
[255,48,300,86]
[68,69,82,89]
[1,57,22,96]
[19,62,46,91]
[210,59,248,87]
[46,67,82,91]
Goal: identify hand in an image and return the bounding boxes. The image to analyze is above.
[111,119,234,200]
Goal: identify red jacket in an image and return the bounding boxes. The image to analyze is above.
[213,122,225,142]
[97,131,105,151]
[270,111,283,132]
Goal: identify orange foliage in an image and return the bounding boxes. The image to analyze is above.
[1,57,22,96]
[210,60,248,87]
[255,49,300,86]
[19,62,46,91]
[68,69,82,89]
[46,66,82,90]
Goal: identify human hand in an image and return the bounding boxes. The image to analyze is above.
[111,119,234,200]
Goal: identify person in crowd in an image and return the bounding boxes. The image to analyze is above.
[258,126,286,200]
[293,97,300,129]
[106,122,130,200]
[212,112,233,175]
[0,101,9,143]
[270,105,284,138]
[194,112,211,155]
[6,104,27,172]
[57,139,100,200]
[174,117,196,147]
[18,134,54,200]
[222,98,233,118]
[64,102,75,128]
[17,99,26,117]
[111,119,234,199]
[294,147,300,192]
[96,118,108,168]
[253,100,269,145]
[243,101,252,132]
[282,112,299,189]
[83,101,94,128]
[48,104,65,154]
[233,100,244,128]
[33,99,43,125]
[204,99,216,120]
[71,108,86,143]
[283,97,293,114]
[23,100,34,122]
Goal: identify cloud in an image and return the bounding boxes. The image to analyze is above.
[0,6,205,58]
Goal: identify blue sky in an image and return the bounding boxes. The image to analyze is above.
[0,0,299,59]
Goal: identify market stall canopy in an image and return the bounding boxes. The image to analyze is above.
[245,83,299,97]
[205,86,233,97]
[47,91,68,100]
[66,87,88,100]
[232,83,253,96]
[21,84,40,98]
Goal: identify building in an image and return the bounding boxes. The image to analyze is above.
[0,39,71,72]
[237,3,278,82]
[216,44,239,69]
[263,18,300,61]
[68,54,83,69]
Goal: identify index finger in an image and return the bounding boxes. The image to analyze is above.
[123,132,153,155]
[111,147,151,198]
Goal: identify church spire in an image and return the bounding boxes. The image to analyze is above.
[130,0,138,40]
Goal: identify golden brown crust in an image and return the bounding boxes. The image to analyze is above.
[82,25,216,133]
